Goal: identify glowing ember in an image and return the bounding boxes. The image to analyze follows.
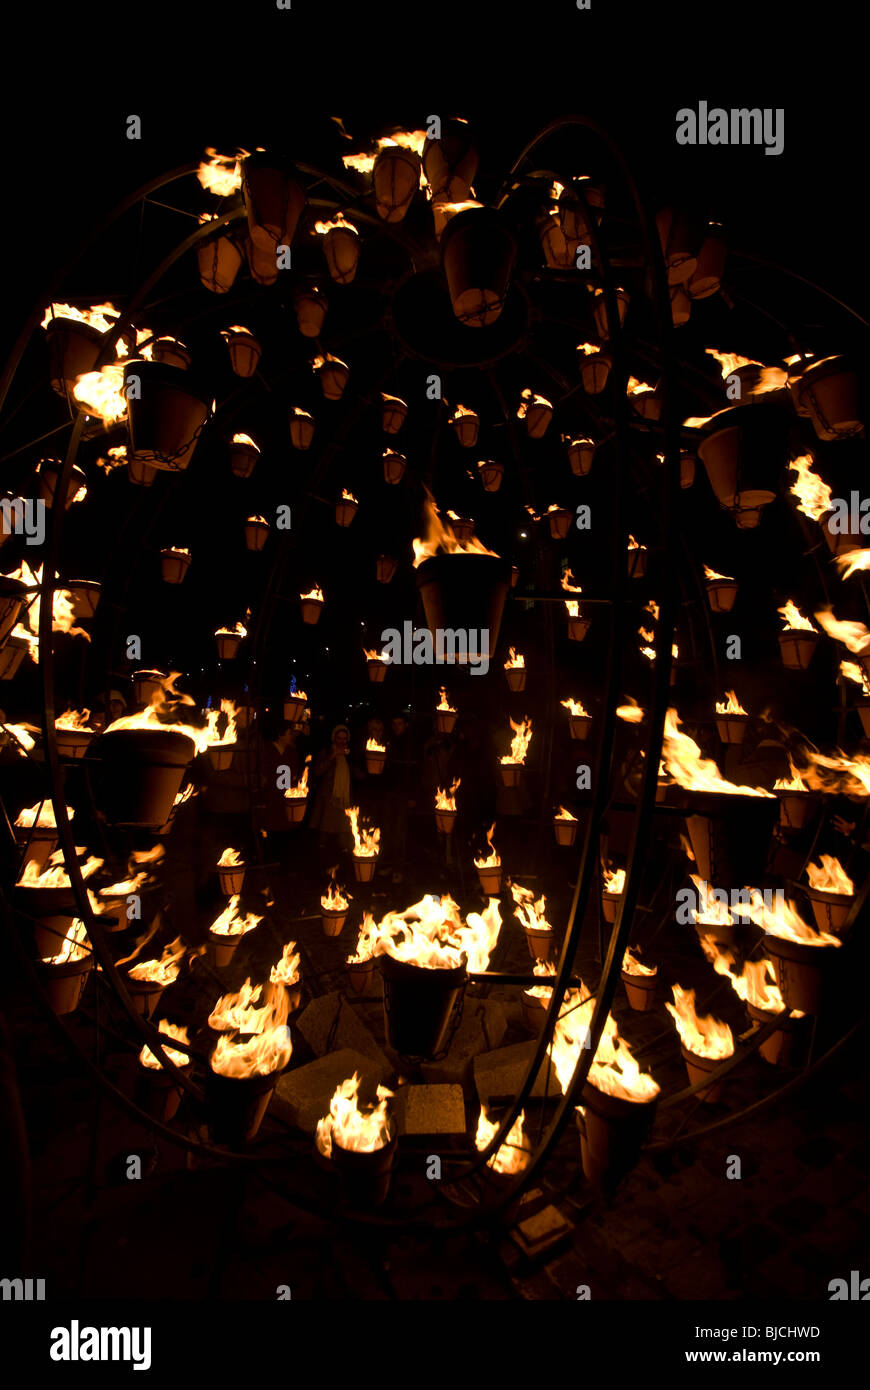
[510,882,551,933]
[284,759,311,800]
[806,856,854,896]
[504,648,525,670]
[435,778,460,811]
[704,564,734,582]
[788,454,832,522]
[778,601,816,634]
[197,148,245,196]
[666,984,734,1060]
[369,893,502,972]
[561,697,590,717]
[139,1021,190,1071]
[205,699,239,750]
[215,621,247,640]
[126,935,187,986]
[322,868,349,912]
[209,987,293,1078]
[42,918,89,966]
[218,847,244,869]
[412,492,499,566]
[15,802,73,829]
[814,609,870,653]
[662,709,774,796]
[346,806,380,857]
[616,698,645,724]
[313,212,357,236]
[474,824,501,869]
[102,671,210,752]
[705,348,762,376]
[347,915,378,965]
[603,865,626,895]
[300,584,324,603]
[697,936,786,1013]
[20,851,103,889]
[270,941,301,987]
[716,691,747,716]
[500,716,533,766]
[42,302,119,334]
[366,736,387,753]
[315,1073,394,1157]
[436,687,456,712]
[73,363,128,425]
[623,949,657,978]
[232,432,259,449]
[561,569,583,617]
[551,994,659,1102]
[554,806,578,821]
[209,894,262,939]
[475,1108,532,1174]
[746,890,841,947]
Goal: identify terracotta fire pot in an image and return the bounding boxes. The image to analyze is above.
[125,361,210,473]
[127,456,157,487]
[416,553,510,661]
[778,791,817,832]
[577,1082,658,1199]
[376,555,397,583]
[716,714,747,745]
[300,595,323,625]
[215,631,244,661]
[627,546,647,579]
[316,360,348,401]
[684,795,778,885]
[13,824,58,874]
[135,1066,186,1123]
[30,914,76,958]
[122,971,166,1019]
[321,908,346,937]
[381,394,408,432]
[148,338,188,372]
[450,410,479,448]
[505,667,526,692]
[479,460,504,492]
[747,1002,806,1068]
[697,425,740,505]
[804,886,853,936]
[352,855,377,883]
[521,989,548,1033]
[730,489,776,529]
[289,411,315,450]
[62,580,100,622]
[132,670,165,705]
[422,117,478,200]
[382,449,407,484]
[230,440,259,477]
[548,508,572,540]
[622,969,657,1012]
[435,807,457,834]
[0,576,28,646]
[580,351,612,394]
[223,330,261,378]
[379,953,466,1059]
[320,223,360,284]
[435,708,457,734]
[37,954,93,1016]
[366,747,386,775]
[476,863,502,895]
[795,356,863,441]
[500,763,523,787]
[278,789,306,824]
[45,316,104,398]
[765,935,836,1015]
[373,142,421,223]
[601,891,622,925]
[332,1130,398,1207]
[335,497,358,527]
[218,863,246,896]
[293,288,327,338]
[553,817,578,846]
[283,694,307,724]
[688,230,727,299]
[205,1066,283,1148]
[706,578,738,613]
[207,745,234,772]
[347,958,375,993]
[242,156,305,252]
[525,925,553,962]
[245,518,269,551]
[95,727,196,828]
[0,633,28,679]
[568,616,591,642]
[208,930,244,969]
[681,1044,727,1104]
[246,237,279,286]
[440,207,517,327]
[567,439,595,476]
[160,548,192,584]
[198,233,243,294]
[569,714,592,740]
[778,630,818,670]
[55,726,94,760]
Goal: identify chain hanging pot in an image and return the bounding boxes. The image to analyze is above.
[331,1128,398,1206]
[293,286,327,338]
[378,953,466,1059]
[242,155,305,252]
[205,1066,285,1149]
[373,144,421,223]
[765,935,839,1014]
[45,315,105,398]
[198,229,243,294]
[38,953,93,1017]
[793,356,863,441]
[125,361,211,473]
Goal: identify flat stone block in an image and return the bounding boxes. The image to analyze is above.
[272,1048,388,1134]
[473,1040,559,1105]
[395,1084,467,1138]
[296,992,391,1070]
